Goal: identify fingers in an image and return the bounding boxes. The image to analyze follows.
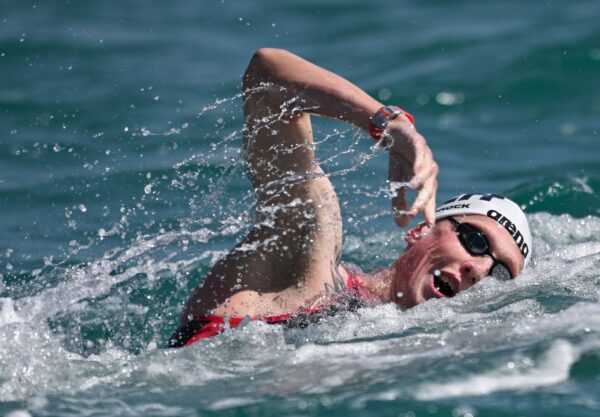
[424,178,438,225]
[410,152,437,206]
[387,124,439,227]
[410,175,438,225]
[388,149,413,227]
[391,187,410,227]
[409,138,435,190]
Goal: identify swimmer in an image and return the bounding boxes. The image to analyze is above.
[167,48,532,347]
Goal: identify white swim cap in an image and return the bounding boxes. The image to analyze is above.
[435,193,532,267]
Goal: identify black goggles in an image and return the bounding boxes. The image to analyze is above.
[447,217,513,281]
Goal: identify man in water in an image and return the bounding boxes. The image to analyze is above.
[167,48,532,347]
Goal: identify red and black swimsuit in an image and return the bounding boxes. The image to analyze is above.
[166,273,368,348]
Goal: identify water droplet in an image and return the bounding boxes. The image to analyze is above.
[436,91,465,106]
[560,123,577,136]
[378,88,392,101]
[416,93,429,106]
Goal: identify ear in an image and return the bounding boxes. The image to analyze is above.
[405,222,432,247]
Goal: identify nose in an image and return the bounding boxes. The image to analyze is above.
[459,256,494,291]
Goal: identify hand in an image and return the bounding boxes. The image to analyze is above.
[384,118,438,227]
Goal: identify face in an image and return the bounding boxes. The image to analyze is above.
[391,215,525,308]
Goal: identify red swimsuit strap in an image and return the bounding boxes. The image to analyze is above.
[345,272,367,299]
[193,274,364,322]
[183,274,366,346]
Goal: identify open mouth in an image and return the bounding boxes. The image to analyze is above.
[433,270,456,297]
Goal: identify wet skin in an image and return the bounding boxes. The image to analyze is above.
[391,215,525,308]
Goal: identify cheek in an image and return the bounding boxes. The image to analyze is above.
[394,245,431,302]
[428,243,459,265]
[400,236,459,283]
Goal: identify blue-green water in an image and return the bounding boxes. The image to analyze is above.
[1,1,599,416]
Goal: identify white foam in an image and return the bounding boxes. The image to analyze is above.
[530,212,600,256]
[13,226,218,323]
[286,339,385,365]
[1,211,598,409]
[0,322,72,401]
[5,410,32,417]
[0,298,24,325]
[209,397,258,410]
[413,339,577,399]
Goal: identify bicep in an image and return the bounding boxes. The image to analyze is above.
[180,52,345,321]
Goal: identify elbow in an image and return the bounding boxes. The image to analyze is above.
[244,48,286,89]
[251,47,283,63]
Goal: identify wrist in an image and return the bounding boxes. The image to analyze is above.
[369,105,415,140]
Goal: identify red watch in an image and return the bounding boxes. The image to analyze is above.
[369,105,415,140]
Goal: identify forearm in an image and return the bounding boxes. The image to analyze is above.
[243,48,383,131]
[242,48,437,226]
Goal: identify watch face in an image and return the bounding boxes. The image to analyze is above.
[372,112,389,129]
[373,106,401,129]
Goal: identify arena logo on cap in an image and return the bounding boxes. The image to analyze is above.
[487,209,529,258]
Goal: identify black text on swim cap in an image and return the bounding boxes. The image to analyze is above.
[487,209,529,259]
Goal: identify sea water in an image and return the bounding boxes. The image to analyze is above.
[1,1,599,416]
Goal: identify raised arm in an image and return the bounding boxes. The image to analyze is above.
[243,48,437,225]
[180,49,437,322]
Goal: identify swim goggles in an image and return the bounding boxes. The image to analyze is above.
[447,217,513,281]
